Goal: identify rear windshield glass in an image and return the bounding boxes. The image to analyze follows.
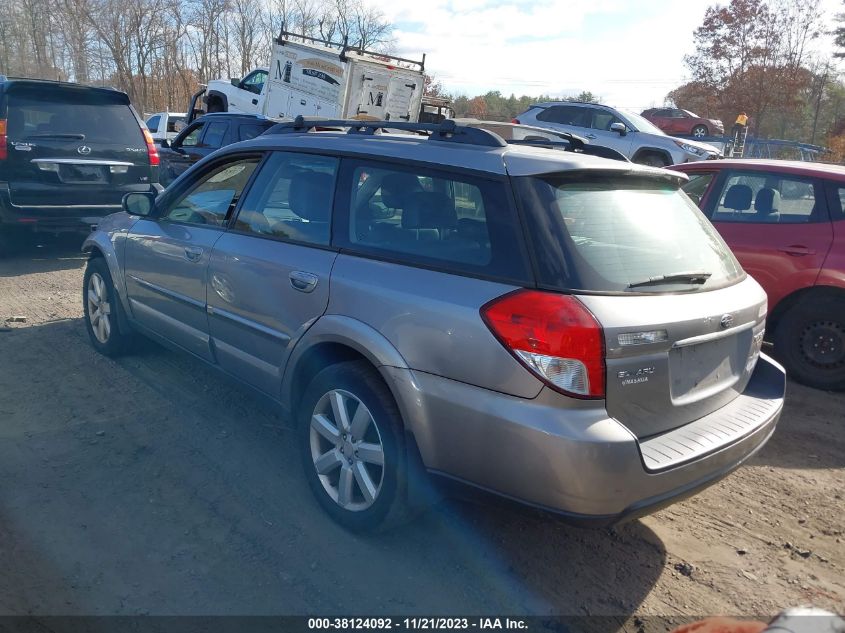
[517,175,744,293]
[7,92,143,145]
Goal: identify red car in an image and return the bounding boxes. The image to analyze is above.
[642,107,724,138]
[673,159,845,390]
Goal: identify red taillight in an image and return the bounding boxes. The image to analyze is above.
[481,290,605,398]
[511,118,520,124]
[0,119,7,160]
[143,128,159,166]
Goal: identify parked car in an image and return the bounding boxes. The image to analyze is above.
[514,101,721,166]
[158,112,275,186]
[144,111,187,143]
[673,159,845,390]
[0,76,159,253]
[456,119,628,161]
[82,119,784,531]
[641,107,724,138]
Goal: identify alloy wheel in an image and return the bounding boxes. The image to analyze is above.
[309,389,385,511]
[87,272,112,344]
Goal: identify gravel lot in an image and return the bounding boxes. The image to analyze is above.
[0,236,842,630]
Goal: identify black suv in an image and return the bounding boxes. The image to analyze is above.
[158,113,276,186]
[0,77,159,251]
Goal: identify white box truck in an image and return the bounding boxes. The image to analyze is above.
[201,31,426,123]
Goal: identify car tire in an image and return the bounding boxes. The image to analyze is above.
[206,98,224,113]
[634,152,669,168]
[83,257,134,357]
[773,297,845,391]
[0,226,25,258]
[298,360,410,532]
[692,125,708,138]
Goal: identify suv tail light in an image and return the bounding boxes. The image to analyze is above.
[0,120,7,160]
[511,118,520,124]
[481,290,605,398]
[143,128,160,166]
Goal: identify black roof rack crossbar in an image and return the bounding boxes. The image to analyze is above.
[266,116,507,148]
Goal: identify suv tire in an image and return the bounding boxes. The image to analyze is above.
[692,125,708,137]
[83,257,134,356]
[773,297,845,391]
[299,360,410,531]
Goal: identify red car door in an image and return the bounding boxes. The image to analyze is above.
[704,169,834,310]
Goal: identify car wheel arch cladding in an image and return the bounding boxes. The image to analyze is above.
[634,147,672,164]
[281,315,410,418]
[82,238,131,324]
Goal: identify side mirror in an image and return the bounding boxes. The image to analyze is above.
[610,122,627,136]
[231,77,241,87]
[122,192,156,217]
[159,138,170,149]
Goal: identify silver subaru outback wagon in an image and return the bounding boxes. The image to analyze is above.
[82,119,785,531]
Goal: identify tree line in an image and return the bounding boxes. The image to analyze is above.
[0,0,392,115]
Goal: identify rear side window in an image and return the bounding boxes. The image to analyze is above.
[146,115,161,133]
[536,105,588,127]
[7,91,143,145]
[711,172,823,224]
[234,151,338,246]
[335,160,531,283]
[516,175,744,293]
[239,123,269,141]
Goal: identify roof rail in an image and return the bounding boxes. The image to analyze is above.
[265,116,507,148]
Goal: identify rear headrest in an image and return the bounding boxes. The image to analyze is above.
[289,171,334,222]
[381,173,422,209]
[723,184,752,211]
[754,187,781,215]
[402,192,457,230]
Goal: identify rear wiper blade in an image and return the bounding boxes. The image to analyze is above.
[25,133,86,140]
[627,271,712,289]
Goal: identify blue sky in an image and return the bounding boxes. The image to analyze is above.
[369,0,842,112]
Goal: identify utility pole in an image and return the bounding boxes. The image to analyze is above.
[811,62,830,146]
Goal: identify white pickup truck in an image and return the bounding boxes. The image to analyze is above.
[203,32,426,122]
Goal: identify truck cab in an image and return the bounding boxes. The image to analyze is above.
[206,68,269,115]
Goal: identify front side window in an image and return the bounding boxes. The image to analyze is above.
[681,172,715,207]
[233,152,338,245]
[712,172,822,224]
[242,70,268,95]
[337,161,531,282]
[589,108,622,131]
[162,158,260,227]
[179,123,204,147]
[516,175,743,293]
[201,122,228,148]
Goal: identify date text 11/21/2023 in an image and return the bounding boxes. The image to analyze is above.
[307,618,529,630]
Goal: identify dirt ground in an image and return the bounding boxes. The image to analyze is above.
[0,236,842,631]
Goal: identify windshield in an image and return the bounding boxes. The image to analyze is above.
[620,109,666,135]
[516,174,744,293]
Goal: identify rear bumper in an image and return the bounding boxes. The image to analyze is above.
[0,183,152,232]
[384,354,784,525]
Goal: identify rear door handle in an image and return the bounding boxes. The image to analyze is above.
[184,246,204,262]
[289,271,318,293]
[778,245,815,256]
[252,98,258,105]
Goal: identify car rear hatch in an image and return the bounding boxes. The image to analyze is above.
[3,83,152,212]
[512,170,767,439]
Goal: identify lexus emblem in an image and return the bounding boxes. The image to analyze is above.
[77,145,92,155]
[720,314,734,329]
